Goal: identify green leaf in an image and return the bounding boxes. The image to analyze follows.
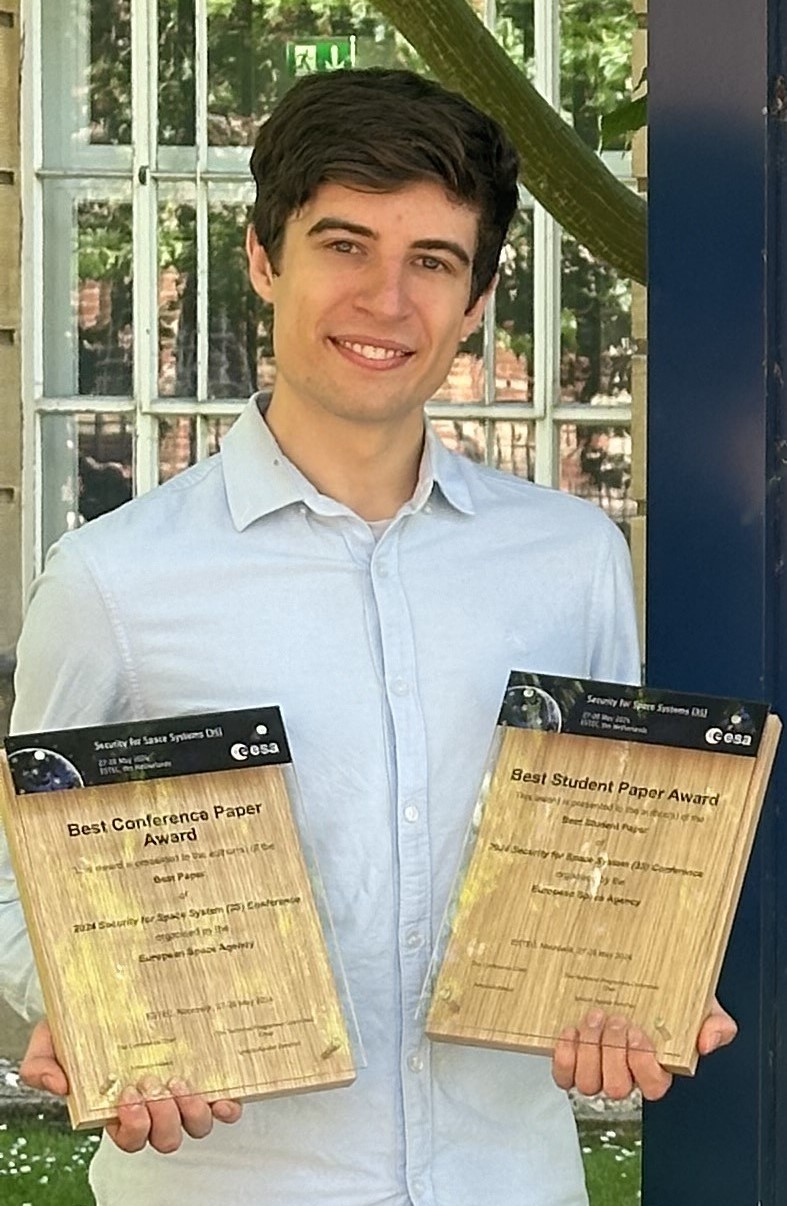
[600,95,647,148]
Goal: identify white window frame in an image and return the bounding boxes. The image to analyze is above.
[21,0,634,588]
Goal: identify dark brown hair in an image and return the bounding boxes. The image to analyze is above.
[250,69,519,308]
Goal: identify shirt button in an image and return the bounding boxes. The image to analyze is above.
[376,564,389,578]
[413,1178,425,1196]
[404,804,419,823]
[406,930,424,949]
[391,677,409,696]
[298,504,307,516]
[408,1053,424,1073]
[424,503,433,514]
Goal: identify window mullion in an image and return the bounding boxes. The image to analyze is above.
[196,0,210,411]
[22,0,44,583]
[533,0,561,486]
[132,0,159,494]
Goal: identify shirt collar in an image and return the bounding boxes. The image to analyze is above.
[221,394,475,531]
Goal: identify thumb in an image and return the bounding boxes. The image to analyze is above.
[697,998,738,1056]
[19,1019,69,1096]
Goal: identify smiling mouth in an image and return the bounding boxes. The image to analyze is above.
[330,338,414,366]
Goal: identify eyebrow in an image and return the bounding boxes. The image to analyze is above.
[306,217,472,268]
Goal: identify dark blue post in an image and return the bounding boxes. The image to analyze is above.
[646,0,785,1202]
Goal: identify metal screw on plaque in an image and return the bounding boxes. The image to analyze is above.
[654,1018,672,1040]
[320,1038,343,1060]
[100,1074,121,1097]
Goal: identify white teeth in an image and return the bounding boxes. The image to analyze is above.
[338,340,408,361]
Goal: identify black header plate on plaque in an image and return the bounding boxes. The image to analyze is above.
[497,673,768,758]
[4,708,292,796]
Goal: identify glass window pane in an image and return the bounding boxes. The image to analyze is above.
[41,413,133,555]
[43,189,134,398]
[560,0,636,150]
[77,201,134,396]
[432,419,486,464]
[159,0,196,145]
[209,201,272,398]
[89,0,133,145]
[206,416,238,456]
[496,211,534,403]
[42,0,132,163]
[491,420,535,478]
[207,0,424,144]
[159,416,197,482]
[559,423,636,522]
[560,234,632,406]
[158,188,197,398]
[496,0,535,75]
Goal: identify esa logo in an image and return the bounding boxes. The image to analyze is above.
[230,724,280,762]
[704,726,752,748]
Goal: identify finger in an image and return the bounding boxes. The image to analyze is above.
[552,1026,579,1091]
[627,1027,673,1101]
[19,1020,69,1096]
[574,1010,605,1096]
[140,1078,186,1154]
[697,999,738,1056]
[600,1016,634,1100]
[106,1087,152,1153]
[211,1099,243,1125]
[168,1078,214,1140]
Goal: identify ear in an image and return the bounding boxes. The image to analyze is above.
[460,273,498,341]
[246,225,277,303]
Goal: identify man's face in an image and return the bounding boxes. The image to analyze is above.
[247,180,490,431]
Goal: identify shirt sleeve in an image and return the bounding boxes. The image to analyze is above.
[0,536,134,1020]
[588,521,642,687]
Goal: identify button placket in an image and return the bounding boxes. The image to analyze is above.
[371,522,434,1202]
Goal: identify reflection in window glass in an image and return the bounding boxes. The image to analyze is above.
[90,0,132,144]
[432,419,535,479]
[209,203,272,398]
[492,420,534,478]
[159,0,196,145]
[158,193,197,397]
[496,0,535,75]
[432,419,486,465]
[432,354,484,405]
[560,235,631,406]
[560,0,636,150]
[78,202,134,396]
[496,211,534,403]
[159,416,197,482]
[207,416,238,456]
[559,423,635,521]
[207,0,424,144]
[41,413,134,556]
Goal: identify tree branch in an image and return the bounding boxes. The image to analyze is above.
[375,0,647,283]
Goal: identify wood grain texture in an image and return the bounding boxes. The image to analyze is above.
[0,758,355,1127]
[427,717,781,1074]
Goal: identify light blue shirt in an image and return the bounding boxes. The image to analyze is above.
[1,398,639,1206]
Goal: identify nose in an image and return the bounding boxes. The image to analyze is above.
[354,257,413,321]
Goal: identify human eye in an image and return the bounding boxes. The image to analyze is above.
[326,239,362,255]
[416,255,452,273]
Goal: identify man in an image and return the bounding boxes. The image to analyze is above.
[0,69,734,1204]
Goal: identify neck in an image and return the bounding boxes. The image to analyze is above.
[263,395,426,522]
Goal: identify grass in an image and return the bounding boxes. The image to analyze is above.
[581,1119,642,1206]
[0,1113,641,1205]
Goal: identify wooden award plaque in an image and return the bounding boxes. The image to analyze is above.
[0,709,356,1128]
[426,675,781,1075]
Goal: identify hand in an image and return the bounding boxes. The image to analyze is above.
[551,998,737,1102]
[20,1019,243,1153]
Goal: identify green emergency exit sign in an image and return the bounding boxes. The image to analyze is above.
[286,37,357,76]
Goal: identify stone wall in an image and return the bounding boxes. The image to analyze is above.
[0,0,28,1062]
